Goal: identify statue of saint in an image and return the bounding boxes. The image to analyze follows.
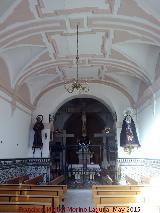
[33,115,44,148]
[120,115,140,147]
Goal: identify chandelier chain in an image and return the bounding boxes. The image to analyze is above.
[64,24,89,93]
[76,24,79,81]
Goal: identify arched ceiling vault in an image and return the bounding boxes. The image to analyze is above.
[0,0,160,109]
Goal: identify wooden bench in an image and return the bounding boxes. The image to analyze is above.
[0,184,67,192]
[94,195,145,205]
[96,203,160,213]
[125,175,139,185]
[24,175,43,185]
[0,202,52,212]
[0,183,67,212]
[49,175,64,185]
[141,175,151,184]
[93,189,142,196]
[92,184,157,191]
[0,184,29,189]
[6,175,29,184]
[31,184,67,193]
[92,185,132,190]
[0,194,60,207]
[0,188,64,199]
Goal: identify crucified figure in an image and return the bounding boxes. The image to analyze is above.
[82,111,87,137]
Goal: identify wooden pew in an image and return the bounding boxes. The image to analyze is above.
[0,184,29,189]
[96,204,160,213]
[141,175,151,184]
[93,189,142,196]
[0,188,64,199]
[0,194,60,207]
[92,185,131,190]
[125,175,139,185]
[0,183,67,212]
[49,175,64,185]
[31,184,67,193]
[6,175,29,184]
[0,202,52,212]
[94,195,145,205]
[0,184,67,192]
[24,175,43,185]
[92,184,157,191]
[6,176,22,184]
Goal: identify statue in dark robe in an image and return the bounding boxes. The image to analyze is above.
[33,115,44,148]
[120,115,140,147]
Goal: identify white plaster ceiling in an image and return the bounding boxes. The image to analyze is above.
[0,0,160,108]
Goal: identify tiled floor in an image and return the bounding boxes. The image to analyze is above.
[62,189,94,213]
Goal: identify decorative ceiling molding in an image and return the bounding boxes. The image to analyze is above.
[134,0,160,20]
[15,55,150,88]
[35,0,111,17]
[0,19,66,48]
[13,47,48,87]
[0,0,21,24]
[88,17,160,44]
[0,0,160,110]
[0,14,160,49]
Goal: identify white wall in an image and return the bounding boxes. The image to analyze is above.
[0,91,32,158]
[137,89,160,159]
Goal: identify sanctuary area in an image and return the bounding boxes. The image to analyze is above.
[0,0,160,212]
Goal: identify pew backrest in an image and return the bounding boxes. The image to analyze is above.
[0,188,64,198]
[141,175,151,184]
[0,183,67,192]
[24,175,43,185]
[0,202,52,213]
[92,184,156,191]
[92,189,142,196]
[0,194,60,207]
[125,175,138,185]
[49,175,64,185]
[94,194,145,204]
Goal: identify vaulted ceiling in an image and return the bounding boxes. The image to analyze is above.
[0,0,160,110]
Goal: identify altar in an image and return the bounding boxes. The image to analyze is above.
[68,164,101,181]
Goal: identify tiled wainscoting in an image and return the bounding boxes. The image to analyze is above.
[0,158,50,183]
[117,158,160,183]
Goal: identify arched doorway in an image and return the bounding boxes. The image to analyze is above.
[49,98,118,187]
